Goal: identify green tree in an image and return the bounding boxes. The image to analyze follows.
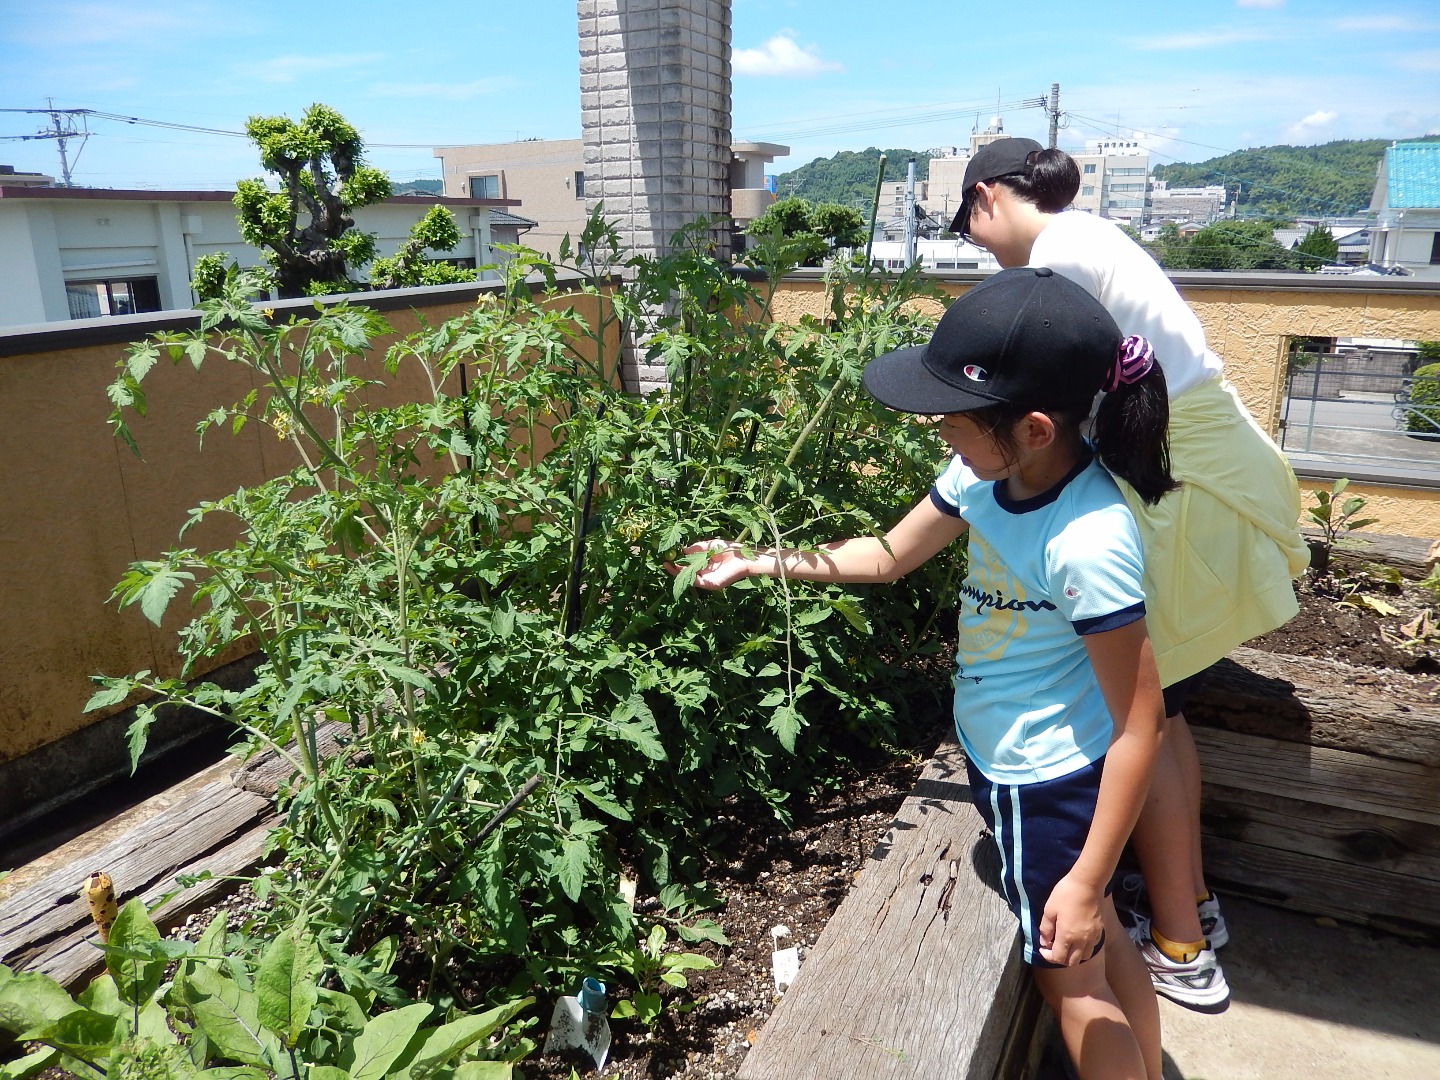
[746,196,865,266]
[1175,220,1297,271]
[234,103,393,297]
[1294,224,1340,271]
[368,205,477,289]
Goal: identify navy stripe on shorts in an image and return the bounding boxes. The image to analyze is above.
[965,754,1109,968]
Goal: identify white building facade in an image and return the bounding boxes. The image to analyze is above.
[0,187,522,328]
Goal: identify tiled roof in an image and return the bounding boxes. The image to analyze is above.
[1385,141,1440,209]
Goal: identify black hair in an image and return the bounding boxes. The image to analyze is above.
[992,148,1081,212]
[963,362,1177,506]
[1093,363,1177,505]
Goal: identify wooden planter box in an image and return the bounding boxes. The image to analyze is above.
[1186,646,1440,940]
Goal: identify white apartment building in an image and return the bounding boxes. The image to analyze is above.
[1071,139,1149,226]
[0,186,524,328]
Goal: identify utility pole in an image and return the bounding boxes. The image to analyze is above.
[0,102,90,185]
[1047,83,1060,149]
[902,160,918,267]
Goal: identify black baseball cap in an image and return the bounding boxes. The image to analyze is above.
[862,266,1121,416]
[949,137,1044,236]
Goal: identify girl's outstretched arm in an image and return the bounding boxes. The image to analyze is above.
[1039,619,1165,966]
[676,496,968,590]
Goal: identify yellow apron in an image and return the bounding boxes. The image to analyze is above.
[1114,377,1309,686]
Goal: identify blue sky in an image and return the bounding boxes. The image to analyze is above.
[2,0,1438,190]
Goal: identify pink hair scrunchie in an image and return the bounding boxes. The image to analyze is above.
[1103,335,1156,393]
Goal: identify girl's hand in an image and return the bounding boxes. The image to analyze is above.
[1037,872,1106,967]
[666,539,753,590]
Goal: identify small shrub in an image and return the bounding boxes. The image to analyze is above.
[1305,478,1378,576]
[1403,361,1440,436]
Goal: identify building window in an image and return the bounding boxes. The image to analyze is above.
[469,174,502,199]
[574,171,586,199]
[1083,164,1096,174]
[65,277,161,320]
[1081,185,1095,197]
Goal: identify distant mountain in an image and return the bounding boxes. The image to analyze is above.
[1151,140,1402,218]
[391,179,444,195]
[775,137,1440,223]
[773,148,934,209]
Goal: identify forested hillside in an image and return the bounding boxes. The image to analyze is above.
[774,137,1438,221]
[1151,139,1399,217]
[774,148,932,207]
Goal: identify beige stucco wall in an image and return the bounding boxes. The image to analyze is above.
[0,283,611,765]
[771,272,1440,539]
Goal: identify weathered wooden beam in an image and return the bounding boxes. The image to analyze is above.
[1301,528,1437,579]
[1188,646,1440,768]
[1193,725,1440,938]
[738,740,1041,1080]
[0,779,275,988]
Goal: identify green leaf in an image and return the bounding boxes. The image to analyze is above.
[107,898,165,1008]
[828,597,872,634]
[557,838,590,902]
[768,704,803,753]
[127,704,157,775]
[794,605,832,626]
[342,1002,432,1080]
[0,969,80,1036]
[396,997,532,1080]
[83,681,131,713]
[130,565,196,626]
[22,1008,120,1061]
[576,785,632,822]
[307,1069,351,1080]
[187,966,269,1068]
[0,1046,60,1080]
[255,927,321,1049]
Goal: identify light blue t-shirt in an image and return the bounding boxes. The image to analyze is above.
[930,453,1147,785]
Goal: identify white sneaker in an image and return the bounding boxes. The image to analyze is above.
[1198,892,1229,950]
[1127,919,1230,1011]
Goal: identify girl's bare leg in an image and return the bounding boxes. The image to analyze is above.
[1129,719,1206,944]
[1032,900,1159,1080]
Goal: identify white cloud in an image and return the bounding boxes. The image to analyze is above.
[369,79,514,102]
[252,53,385,84]
[1286,110,1338,141]
[1236,0,1284,8]
[1396,49,1440,74]
[1132,28,1271,50]
[734,33,843,77]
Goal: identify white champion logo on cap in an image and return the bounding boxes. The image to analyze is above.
[963,365,989,383]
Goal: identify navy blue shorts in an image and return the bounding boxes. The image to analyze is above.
[1162,670,1207,718]
[966,755,1108,968]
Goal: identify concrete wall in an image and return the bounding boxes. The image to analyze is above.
[771,270,1440,538]
[0,277,608,780]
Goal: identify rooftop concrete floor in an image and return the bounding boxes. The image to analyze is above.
[1158,893,1440,1080]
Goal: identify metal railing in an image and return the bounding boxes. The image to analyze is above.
[1281,349,1440,484]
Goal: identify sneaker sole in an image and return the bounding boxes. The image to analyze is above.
[1154,981,1231,1013]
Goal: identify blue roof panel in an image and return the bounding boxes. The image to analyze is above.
[1387,141,1440,209]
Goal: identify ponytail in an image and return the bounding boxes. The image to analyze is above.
[995,148,1080,212]
[1092,352,1177,505]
